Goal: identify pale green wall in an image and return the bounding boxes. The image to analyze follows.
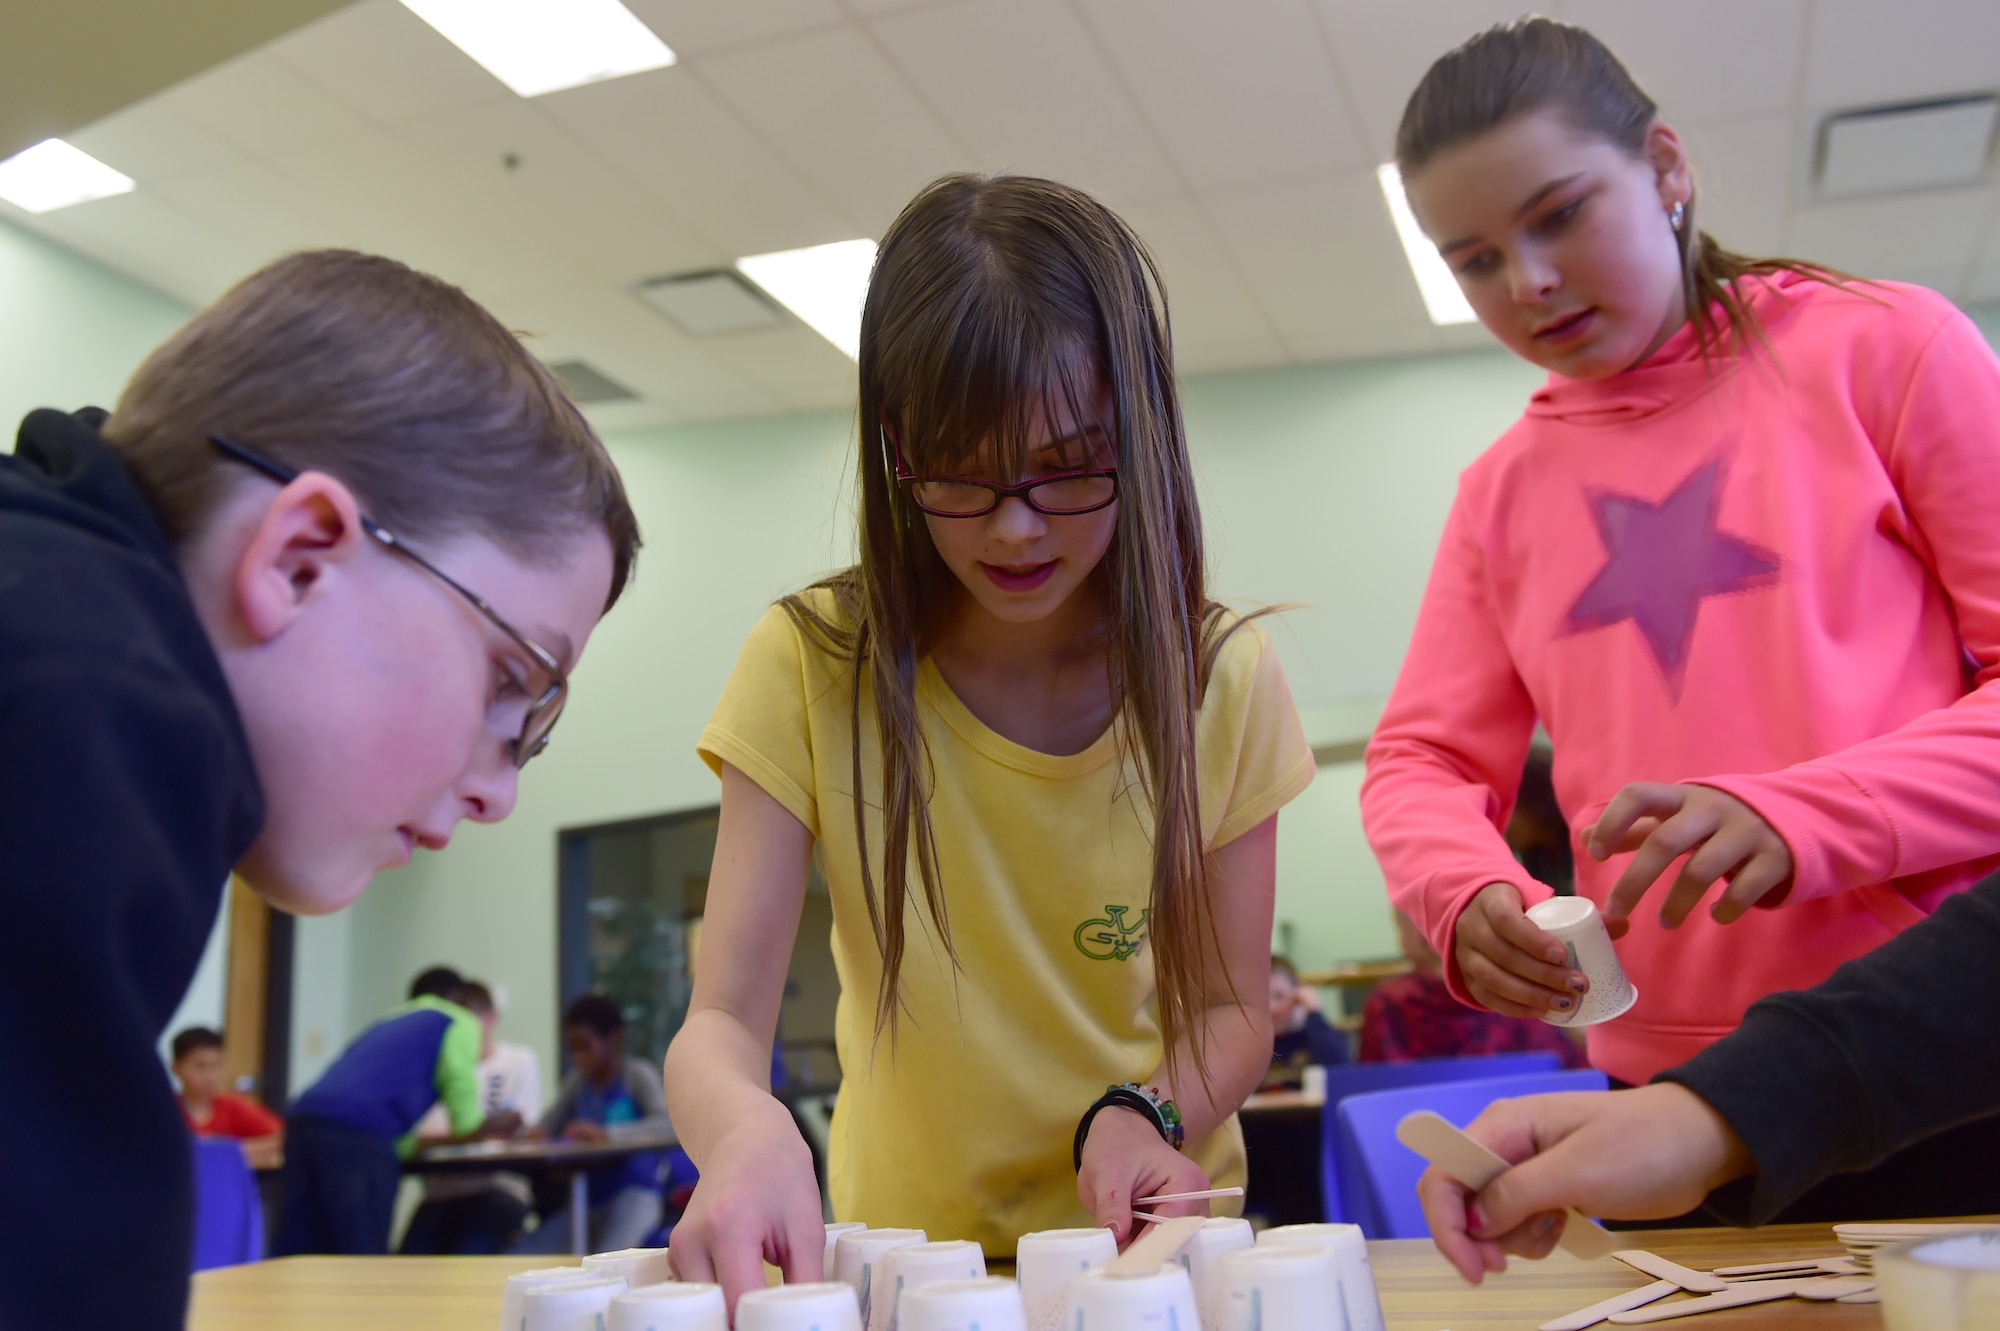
[0,219,188,442]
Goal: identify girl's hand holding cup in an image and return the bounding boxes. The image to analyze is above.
[1585,783,1794,935]
[1454,882,1589,1020]
[666,1099,826,1312]
[1076,1104,1212,1246]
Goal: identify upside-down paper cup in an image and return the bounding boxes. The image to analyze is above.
[736,1283,865,1331]
[1217,1245,1342,1331]
[1178,1217,1254,1331]
[500,1268,606,1331]
[898,1277,1028,1331]
[608,1281,726,1331]
[1068,1264,1199,1331]
[586,1248,676,1289]
[1256,1224,1384,1331]
[522,1276,627,1331]
[1525,896,1638,1027]
[878,1241,987,1331]
[823,1223,869,1279]
[1015,1228,1118,1331]
[833,1227,927,1331]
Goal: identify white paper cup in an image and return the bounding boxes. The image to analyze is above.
[1216,1245,1342,1331]
[523,1276,627,1331]
[833,1227,928,1331]
[1015,1228,1119,1331]
[1878,1230,2000,1331]
[608,1282,726,1331]
[586,1248,676,1289]
[1524,895,1637,1026]
[501,1268,606,1331]
[898,1277,1028,1331]
[1069,1265,1199,1331]
[878,1241,987,1331]
[1177,1218,1254,1331]
[1256,1224,1384,1331]
[824,1223,869,1279]
[736,1283,865,1331]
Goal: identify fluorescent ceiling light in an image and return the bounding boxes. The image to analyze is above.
[398,0,675,98]
[1376,163,1477,326]
[0,139,135,214]
[736,240,878,359]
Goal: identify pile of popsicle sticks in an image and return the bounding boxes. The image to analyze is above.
[1539,1247,1876,1328]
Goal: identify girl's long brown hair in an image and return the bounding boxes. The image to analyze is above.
[1395,17,1849,356]
[783,173,1243,1086]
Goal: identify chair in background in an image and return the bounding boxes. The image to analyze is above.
[191,1137,265,1271]
[1317,1052,1563,1226]
[1336,1068,1610,1239]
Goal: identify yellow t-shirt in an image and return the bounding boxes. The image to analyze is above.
[697,590,1315,1252]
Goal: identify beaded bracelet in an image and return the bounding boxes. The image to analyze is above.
[1072,1081,1186,1171]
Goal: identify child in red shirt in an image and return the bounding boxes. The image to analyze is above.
[171,1027,282,1168]
[1359,914,1584,1068]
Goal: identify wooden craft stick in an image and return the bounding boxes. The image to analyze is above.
[1611,1251,1726,1293]
[1107,1214,1207,1277]
[1394,1111,1619,1261]
[1837,1289,1881,1304]
[1605,1279,1811,1323]
[1133,1187,1245,1206]
[1792,1277,1876,1301]
[1710,1259,1818,1277]
[1537,1279,1678,1331]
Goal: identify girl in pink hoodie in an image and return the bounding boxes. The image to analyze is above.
[1361,16,2000,1143]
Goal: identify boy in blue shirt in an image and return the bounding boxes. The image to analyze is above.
[276,969,515,1254]
[0,250,640,1331]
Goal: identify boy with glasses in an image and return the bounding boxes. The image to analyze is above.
[0,249,640,1331]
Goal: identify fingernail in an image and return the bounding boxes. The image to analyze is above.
[1545,946,1567,965]
[1552,996,1574,1012]
[1535,1214,1558,1236]
[1569,975,1589,994]
[1468,1204,1488,1235]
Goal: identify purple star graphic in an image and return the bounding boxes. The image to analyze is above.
[1563,458,1780,691]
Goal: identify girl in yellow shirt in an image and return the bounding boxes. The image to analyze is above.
[665,173,1314,1305]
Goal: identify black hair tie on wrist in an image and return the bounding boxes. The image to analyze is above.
[1073,1085,1169,1172]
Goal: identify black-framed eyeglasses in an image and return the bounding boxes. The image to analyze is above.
[894,465,1119,518]
[209,435,568,769]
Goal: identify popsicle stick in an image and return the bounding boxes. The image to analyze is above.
[1711,1259,1818,1277]
[1605,1280,1810,1323]
[1394,1111,1619,1261]
[1133,1187,1245,1206]
[1132,1211,1168,1224]
[1835,1222,1996,1239]
[1537,1279,1678,1331]
[1837,1289,1881,1304]
[1611,1250,1726,1293]
[1793,1277,1876,1301]
[1107,1214,1206,1277]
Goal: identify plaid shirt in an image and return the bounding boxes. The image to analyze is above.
[1359,968,1588,1067]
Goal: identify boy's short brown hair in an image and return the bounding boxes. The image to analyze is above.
[104,249,639,606]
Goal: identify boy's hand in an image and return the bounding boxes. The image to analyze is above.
[1077,1106,1212,1248]
[1416,1085,1755,1285]
[1454,883,1588,1020]
[1585,784,1794,935]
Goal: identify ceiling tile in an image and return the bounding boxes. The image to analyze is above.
[1787,186,1995,289]
[1563,0,1805,123]
[1115,194,1279,347]
[265,0,513,126]
[1805,0,2000,110]
[151,45,375,161]
[147,159,380,261]
[65,97,243,182]
[8,190,245,308]
[624,0,847,57]
[1077,0,1368,191]
[698,323,859,411]
[1312,0,1557,162]
[1677,113,1797,257]
[1173,332,1296,376]
[537,66,857,258]
[867,0,1180,204]
[697,25,970,233]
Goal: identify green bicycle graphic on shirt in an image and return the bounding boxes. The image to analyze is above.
[1074,905,1151,961]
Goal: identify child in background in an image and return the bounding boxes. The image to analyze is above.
[1359,913,1584,1068]
[514,994,671,1254]
[1361,18,2000,1219]
[667,173,1312,1305]
[1264,956,1350,1087]
[0,249,637,1330]
[171,1027,285,1168]
[277,974,519,1255]
[401,980,544,1255]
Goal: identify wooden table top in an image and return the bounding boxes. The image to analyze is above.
[408,1129,681,1176]
[188,1222,1901,1330]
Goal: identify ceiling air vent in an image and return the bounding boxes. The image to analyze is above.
[638,269,783,335]
[548,359,637,404]
[1817,96,1999,198]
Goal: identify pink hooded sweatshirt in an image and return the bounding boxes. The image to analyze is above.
[1362,272,2000,1085]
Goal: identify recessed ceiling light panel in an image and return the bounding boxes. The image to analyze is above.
[0,139,136,214]
[1376,163,1478,327]
[1819,97,1999,199]
[736,240,879,359]
[397,0,676,98]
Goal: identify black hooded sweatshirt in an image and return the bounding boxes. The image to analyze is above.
[0,409,263,1330]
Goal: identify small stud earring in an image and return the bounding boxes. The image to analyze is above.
[1669,200,1686,234]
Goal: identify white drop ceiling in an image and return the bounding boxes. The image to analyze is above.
[7,0,2000,429]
